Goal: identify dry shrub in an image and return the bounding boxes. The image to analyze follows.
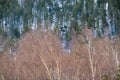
[71,37,120,80]
[0,52,15,80]
[14,30,63,80]
[0,29,120,80]
[0,30,62,80]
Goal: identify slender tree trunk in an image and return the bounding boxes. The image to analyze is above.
[87,37,95,80]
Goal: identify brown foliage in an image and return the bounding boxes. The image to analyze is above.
[0,30,120,80]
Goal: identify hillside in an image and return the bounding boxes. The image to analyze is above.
[0,0,120,80]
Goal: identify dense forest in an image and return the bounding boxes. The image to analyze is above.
[0,0,120,39]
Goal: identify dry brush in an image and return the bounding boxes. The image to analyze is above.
[0,29,120,80]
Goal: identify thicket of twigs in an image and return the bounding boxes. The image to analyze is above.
[0,29,120,80]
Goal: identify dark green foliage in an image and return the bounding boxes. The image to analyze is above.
[71,19,80,35]
[14,28,20,38]
[88,15,95,28]
[66,31,72,41]
[97,0,107,7]
[0,0,120,39]
[23,25,30,34]
[102,74,109,80]
[116,66,120,80]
